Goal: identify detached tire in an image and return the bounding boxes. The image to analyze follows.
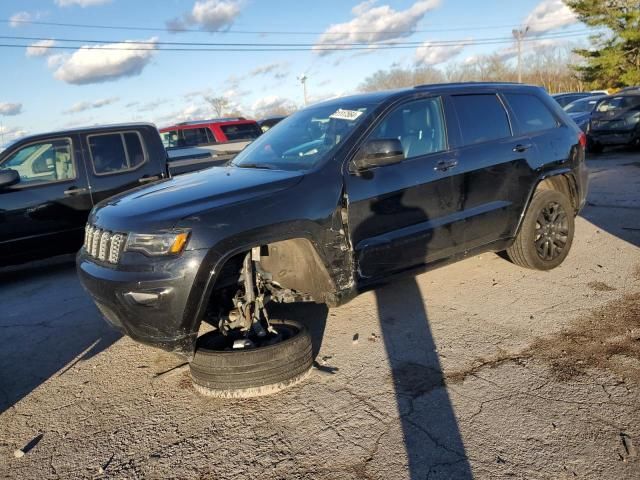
[506,189,575,270]
[190,319,313,398]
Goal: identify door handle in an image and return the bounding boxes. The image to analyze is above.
[138,175,161,184]
[434,159,458,172]
[64,187,89,196]
[513,143,533,153]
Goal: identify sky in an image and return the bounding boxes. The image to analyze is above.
[0,0,591,144]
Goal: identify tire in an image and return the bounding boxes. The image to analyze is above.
[190,319,313,398]
[506,189,575,270]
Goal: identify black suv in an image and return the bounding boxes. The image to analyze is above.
[78,83,588,396]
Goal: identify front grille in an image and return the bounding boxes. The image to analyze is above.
[84,224,126,264]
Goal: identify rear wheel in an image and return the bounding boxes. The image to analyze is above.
[506,189,575,270]
[190,319,313,398]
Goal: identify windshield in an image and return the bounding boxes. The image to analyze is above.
[564,97,601,114]
[231,102,372,171]
[596,96,640,113]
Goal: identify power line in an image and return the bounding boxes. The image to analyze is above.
[2,29,593,52]
[0,15,582,36]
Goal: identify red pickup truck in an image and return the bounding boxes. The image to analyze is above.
[160,118,262,154]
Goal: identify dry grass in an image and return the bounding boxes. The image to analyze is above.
[447,288,640,385]
[528,291,640,383]
[587,281,616,292]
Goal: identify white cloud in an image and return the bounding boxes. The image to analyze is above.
[524,0,578,34]
[153,104,214,127]
[252,96,297,117]
[249,62,290,79]
[55,0,112,7]
[26,39,56,57]
[0,125,28,145]
[0,103,23,116]
[415,41,468,65]
[10,11,33,27]
[168,0,241,32]
[495,37,567,61]
[52,38,158,85]
[64,97,119,114]
[313,0,440,55]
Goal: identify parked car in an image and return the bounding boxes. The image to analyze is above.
[78,83,588,397]
[563,95,606,132]
[588,91,640,152]
[160,118,262,155]
[258,115,287,133]
[552,92,593,107]
[0,123,227,267]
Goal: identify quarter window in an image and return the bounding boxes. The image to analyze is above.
[367,97,447,159]
[0,139,75,185]
[88,132,146,175]
[504,93,558,133]
[451,94,511,146]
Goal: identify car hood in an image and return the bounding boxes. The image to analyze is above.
[568,112,590,124]
[91,166,304,232]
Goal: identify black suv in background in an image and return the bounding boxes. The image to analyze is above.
[78,83,588,396]
[588,91,640,152]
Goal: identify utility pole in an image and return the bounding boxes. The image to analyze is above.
[512,26,529,83]
[297,74,308,106]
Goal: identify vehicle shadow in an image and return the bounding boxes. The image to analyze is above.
[374,278,472,478]
[352,190,472,478]
[0,261,120,414]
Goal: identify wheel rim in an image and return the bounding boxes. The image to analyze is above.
[534,201,569,261]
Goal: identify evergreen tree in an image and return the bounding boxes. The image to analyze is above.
[567,0,640,87]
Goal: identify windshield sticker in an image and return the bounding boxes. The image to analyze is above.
[329,109,364,121]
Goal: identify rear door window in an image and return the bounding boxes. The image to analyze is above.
[88,132,147,175]
[504,93,558,133]
[220,123,262,141]
[451,94,511,146]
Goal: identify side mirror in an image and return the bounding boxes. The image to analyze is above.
[0,169,19,189]
[351,138,404,172]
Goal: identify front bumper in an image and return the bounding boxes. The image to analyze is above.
[590,130,636,146]
[77,248,209,356]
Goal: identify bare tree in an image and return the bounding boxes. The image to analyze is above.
[359,46,587,95]
[204,96,230,118]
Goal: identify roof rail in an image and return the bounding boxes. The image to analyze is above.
[176,117,246,125]
[413,81,521,89]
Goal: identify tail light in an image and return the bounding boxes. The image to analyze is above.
[578,132,587,148]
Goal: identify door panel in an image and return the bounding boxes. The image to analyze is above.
[446,93,538,250]
[454,136,536,250]
[345,96,464,280]
[0,135,93,264]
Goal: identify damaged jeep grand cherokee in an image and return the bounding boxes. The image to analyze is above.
[78,83,588,397]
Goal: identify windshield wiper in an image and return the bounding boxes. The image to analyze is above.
[234,163,274,170]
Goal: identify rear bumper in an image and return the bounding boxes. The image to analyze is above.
[77,248,209,357]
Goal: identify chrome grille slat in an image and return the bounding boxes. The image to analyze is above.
[84,223,127,265]
[91,228,101,257]
[98,231,111,261]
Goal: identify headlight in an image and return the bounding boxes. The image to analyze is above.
[125,231,190,256]
[626,111,640,127]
